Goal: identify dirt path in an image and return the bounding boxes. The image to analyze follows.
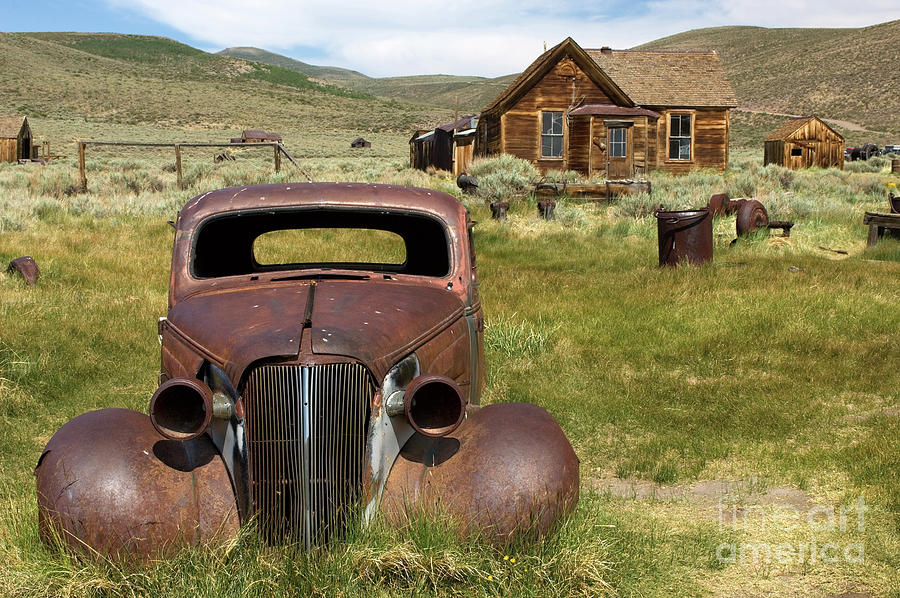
[734,107,881,134]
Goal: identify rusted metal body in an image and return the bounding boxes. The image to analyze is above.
[490,201,509,220]
[767,220,795,237]
[35,408,238,559]
[381,403,579,543]
[36,182,577,557]
[7,256,39,285]
[654,208,712,266]
[707,193,728,216]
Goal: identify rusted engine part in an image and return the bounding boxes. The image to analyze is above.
[456,173,478,194]
[7,256,39,285]
[537,199,556,220]
[890,192,900,214]
[654,208,713,266]
[381,403,579,544]
[735,199,769,236]
[707,193,729,217]
[767,220,794,237]
[490,201,510,221]
[35,408,238,559]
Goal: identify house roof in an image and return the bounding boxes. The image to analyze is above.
[481,39,737,114]
[569,104,661,118]
[437,115,478,132]
[764,116,843,142]
[242,129,282,141]
[0,115,27,139]
[584,49,738,108]
[481,38,633,115]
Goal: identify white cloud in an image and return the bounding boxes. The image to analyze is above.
[105,0,899,76]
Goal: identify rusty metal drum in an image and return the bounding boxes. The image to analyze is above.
[654,208,713,266]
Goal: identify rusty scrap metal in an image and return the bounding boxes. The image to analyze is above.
[538,199,556,220]
[736,200,770,237]
[767,220,795,237]
[490,201,509,220]
[35,408,238,559]
[707,193,729,217]
[381,403,579,544]
[7,256,39,285]
[456,173,478,194]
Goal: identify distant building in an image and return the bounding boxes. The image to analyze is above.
[0,115,34,162]
[763,116,844,170]
[237,130,282,143]
[475,38,737,177]
[351,137,371,148]
[410,115,478,175]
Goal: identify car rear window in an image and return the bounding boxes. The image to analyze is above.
[191,208,451,278]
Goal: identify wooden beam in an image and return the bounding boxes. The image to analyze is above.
[174,145,183,189]
[77,142,87,192]
[274,143,281,173]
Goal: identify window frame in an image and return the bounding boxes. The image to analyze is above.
[540,110,565,160]
[667,112,694,162]
[608,127,627,158]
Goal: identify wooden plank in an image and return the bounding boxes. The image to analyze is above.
[175,145,182,189]
[78,142,86,192]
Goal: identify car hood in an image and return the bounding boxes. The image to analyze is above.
[167,280,465,383]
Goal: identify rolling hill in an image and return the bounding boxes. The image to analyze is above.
[638,20,900,135]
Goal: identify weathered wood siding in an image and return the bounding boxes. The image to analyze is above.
[499,54,615,170]
[0,138,18,162]
[764,118,843,170]
[653,109,729,173]
[568,115,591,174]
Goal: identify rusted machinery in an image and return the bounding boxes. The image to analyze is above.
[35,183,579,559]
[706,194,794,238]
[7,256,39,285]
[537,199,556,220]
[490,201,510,220]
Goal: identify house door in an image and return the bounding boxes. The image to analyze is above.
[607,126,632,179]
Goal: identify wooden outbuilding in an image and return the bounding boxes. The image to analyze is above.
[474,38,737,178]
[351,137,371,148]
[763,116,844,170]
[410,116,478,175]
[239,129,282,143]
[0,115,34,162]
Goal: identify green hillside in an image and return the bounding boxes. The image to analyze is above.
[637,20,900,135]
[218,46,369,82]
[0,32,454,157]
[218,46,515,114]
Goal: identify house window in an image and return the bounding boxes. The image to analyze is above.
[609,128,626,157]
[541,111,563,158]
[790,147,802,156]
[668,114,692,160]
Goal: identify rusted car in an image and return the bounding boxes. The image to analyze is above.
[35,183,579,558]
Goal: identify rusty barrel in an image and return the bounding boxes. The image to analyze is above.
[654,208,712,266]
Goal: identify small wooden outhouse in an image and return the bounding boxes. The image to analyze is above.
[0,115,34,162]
[763,116,844,170]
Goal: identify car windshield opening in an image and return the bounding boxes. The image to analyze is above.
[192,208,451,278]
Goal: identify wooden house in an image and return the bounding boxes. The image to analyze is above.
[0,115,34,162]
[410,116,478,175]
[240,130,282,143]
[763,116,843,170]
[351,137,372,148]
[474,38,737,178]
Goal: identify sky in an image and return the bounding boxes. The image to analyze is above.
[2,0,899,78]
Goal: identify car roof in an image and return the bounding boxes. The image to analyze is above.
[177,183,466,231]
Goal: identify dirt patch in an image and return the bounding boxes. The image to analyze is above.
[590,475,813,511]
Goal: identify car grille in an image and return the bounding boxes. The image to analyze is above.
[243,363,374,546]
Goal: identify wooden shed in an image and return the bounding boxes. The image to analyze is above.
[240,129,282,143]
[351,137,371,148]
[0,115,34,162]
[410,116,478,175]
[763,116,844,170]
[475,38,737,177]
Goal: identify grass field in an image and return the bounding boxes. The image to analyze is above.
[1,147,899,596]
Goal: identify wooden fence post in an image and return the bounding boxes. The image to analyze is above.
[78,142,87,192]
[175,145,183,189]
[274,143,281,173]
